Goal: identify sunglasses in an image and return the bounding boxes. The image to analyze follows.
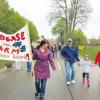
[68,41,72,42]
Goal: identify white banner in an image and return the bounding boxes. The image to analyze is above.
[0,24,32,61]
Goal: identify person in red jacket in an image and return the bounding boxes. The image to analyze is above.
[94,51,100,67]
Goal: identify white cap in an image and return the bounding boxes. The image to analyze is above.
[67,38,72,42]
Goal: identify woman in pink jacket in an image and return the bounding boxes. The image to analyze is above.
[32,40,56,100]
[94,50,100,67]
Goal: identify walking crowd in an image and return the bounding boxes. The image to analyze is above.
[15,38,100,100]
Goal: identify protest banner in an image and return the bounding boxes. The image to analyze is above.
[0,24,32,61]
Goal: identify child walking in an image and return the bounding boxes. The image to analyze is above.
[80,55,95,87]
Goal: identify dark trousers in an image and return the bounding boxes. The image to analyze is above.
[35,78,47,97]
[27,61,32,71]
[83,73,89,79]
[82,73,90,84]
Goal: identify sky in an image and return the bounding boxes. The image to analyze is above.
[7,0,100,39]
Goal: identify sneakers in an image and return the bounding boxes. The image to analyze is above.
[40,96,44,100]
[35,92,39,97]
[66,81,70,85]
[71,80,75,84]
[87,84,90,87]
[66,80,75,85]
[35,92,44,100]
[27,69,31,72]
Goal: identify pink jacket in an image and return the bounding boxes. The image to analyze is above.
[33,48,55,79]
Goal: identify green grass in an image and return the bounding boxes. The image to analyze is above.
[79,46,100,60]
[0,60,11,69]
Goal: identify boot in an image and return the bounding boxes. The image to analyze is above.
[87,79,90,87]
[83,78,85,84]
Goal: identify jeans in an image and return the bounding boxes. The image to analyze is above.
[65,61,76,82]
[35,78,47,97]
[27,61,32,71]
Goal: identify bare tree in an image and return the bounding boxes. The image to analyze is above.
[48,0,92,38]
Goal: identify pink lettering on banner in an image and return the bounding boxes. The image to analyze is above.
[0,34,5,40]
[21,32,25,40]
[0,53,9,58]
[0,46,3,51]
[0,46,20,54]
[13,53,30,60]
[0,46,9,53]
[26,53,30,60]
[4,48,9,53]
[0,32,25,42]
[11,49,20,54]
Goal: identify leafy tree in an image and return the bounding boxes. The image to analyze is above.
[0,0,39,41]
[48,0,92,38]
[51,19,66,43]
[72,29,88,45]
[28,21,39,41]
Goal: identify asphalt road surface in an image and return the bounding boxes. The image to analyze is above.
[0,58,100,100]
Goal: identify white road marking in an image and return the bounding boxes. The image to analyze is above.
[56,59,61,70]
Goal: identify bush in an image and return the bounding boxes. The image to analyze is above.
[0,60,13,69]
[79,46,100,61]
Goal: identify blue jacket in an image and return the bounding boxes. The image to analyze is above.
[61,45,80,64]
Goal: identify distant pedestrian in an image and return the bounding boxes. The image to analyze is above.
[79,55,95,87]
[32,40,56,100]
[51,44,56,58]
[58,43,62,57]
[58,43,62,51]
[61,38,80,85]
[15,61,21,70]
[94,50,100,67]
[27,40,34,72]
[27,61,32,72]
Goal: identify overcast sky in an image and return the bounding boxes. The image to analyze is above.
[7,0,100,39]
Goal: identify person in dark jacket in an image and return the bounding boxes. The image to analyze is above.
[61,38,80,85]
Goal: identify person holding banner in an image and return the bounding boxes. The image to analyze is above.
[32,40,56,100]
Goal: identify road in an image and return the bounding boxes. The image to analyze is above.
[0,58,100,100]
